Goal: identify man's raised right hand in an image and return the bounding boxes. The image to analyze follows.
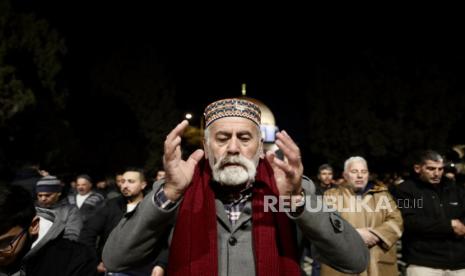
[163,120,204,201]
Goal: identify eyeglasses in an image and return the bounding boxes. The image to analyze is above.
[0,228,28,254]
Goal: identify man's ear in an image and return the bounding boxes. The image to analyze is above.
[29,216,40,236]
[142,181,147,190]
[203,140,209,160]
[342,171,349,181]
[413,164,421,174]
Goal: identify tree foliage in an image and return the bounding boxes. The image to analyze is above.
[0,0,69,177]
[304,51,465,172]
[0,0,66,126]
[91,44,181,172]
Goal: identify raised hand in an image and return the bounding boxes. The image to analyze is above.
[265,130,304,196]
[163,120,204,201]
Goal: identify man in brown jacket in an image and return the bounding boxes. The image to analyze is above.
[322,156,403,276]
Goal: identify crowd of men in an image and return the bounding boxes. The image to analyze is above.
[1,98,465,276]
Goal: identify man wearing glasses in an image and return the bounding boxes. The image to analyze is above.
[0,184,97,275]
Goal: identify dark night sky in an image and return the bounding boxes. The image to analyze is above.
[8,1,465,177]
[17,2,463,120]
[16,1,323,137]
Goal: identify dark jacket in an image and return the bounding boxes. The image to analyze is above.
[36,198,83,241]
[80,195,169,273]
[392,177,465,269]
[23,238,97,276]
[0,208,97,276]
[315,182,336,196]
[79,196,127,257]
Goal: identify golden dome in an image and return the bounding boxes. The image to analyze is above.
[240,97,276,126]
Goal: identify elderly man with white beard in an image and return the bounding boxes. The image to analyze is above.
[102,98,369,276]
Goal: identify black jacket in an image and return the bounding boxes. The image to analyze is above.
[23,238,97,276]
[0,208,97,276]
[392,177,465,269]
[79,195,169,272]
[315,182,336,196]
[79,196,127,257]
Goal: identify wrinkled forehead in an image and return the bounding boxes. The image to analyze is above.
[208,117,259,135]
[347,161,368,171]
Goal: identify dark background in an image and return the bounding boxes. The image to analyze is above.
[2,1,465,181]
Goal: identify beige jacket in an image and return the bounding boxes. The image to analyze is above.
[321,182,403,276]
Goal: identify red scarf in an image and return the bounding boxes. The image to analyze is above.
[167,158,301,275]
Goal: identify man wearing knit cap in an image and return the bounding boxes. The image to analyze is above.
[0,184,98,275]
[36,176,63,208]
[103,98,369,275]
[36,175,83,241]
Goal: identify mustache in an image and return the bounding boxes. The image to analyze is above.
[217,155,249,168]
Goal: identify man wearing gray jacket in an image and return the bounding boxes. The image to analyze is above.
[35,175,83,241]
[0,184,97,276]
[103,98,369,276]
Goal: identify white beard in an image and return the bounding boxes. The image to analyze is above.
[208,151,260,186]
[216,165,251,186]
